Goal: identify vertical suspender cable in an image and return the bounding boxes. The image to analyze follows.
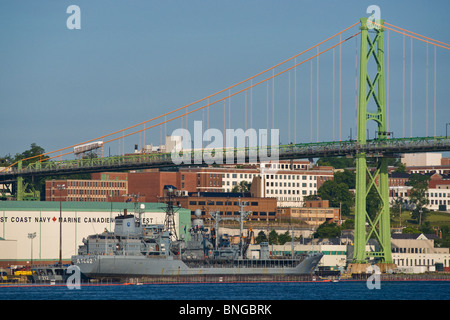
[245,89,247,131]
[223,100,226,145]
[228,89,231,130]
[317,46,319,143]
[403,35,406,138]
[333,47,335,141]
[355,35,358,134]
[267,80,269,132]
[288,70,291,143]
[202,108,204,148]
[272,69,275,130]
[250,80,253,129]
[310,59,313,143]
[339,34,342,141]
[294,58,297,144]
[205,98,209,141]
[426,44,429,137]
[387,30,390,135]
[410,38,413,138]
[434,45,437,138]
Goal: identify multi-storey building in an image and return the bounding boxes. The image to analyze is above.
[389,172,450,212]
[427,173,450,211]
[44,161,334,208]
[277,200,340,226]
[45,174,128,202]
[172,192,278,221]
[179,160,334,207]
[127,169,198,202]
[251,163,334,207]
[391,233,450,272]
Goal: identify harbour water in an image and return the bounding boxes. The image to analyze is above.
[1,280,449,300]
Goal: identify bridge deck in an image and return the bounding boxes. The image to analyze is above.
[1,137,449,181]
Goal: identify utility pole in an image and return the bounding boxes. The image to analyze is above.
[28,232,36,266]
[57,184,65,266]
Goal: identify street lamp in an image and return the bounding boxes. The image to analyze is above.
[446,123,450,138]
[27,232,36,266]
[57,184,65,266]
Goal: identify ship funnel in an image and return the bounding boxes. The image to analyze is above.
[114,213,137,236]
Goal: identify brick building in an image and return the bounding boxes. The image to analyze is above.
[172,192,278,221]
[45,176,128,202]
[127,169,198,202]
[276,200,340,226]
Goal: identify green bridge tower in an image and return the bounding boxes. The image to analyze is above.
[353,17,393,265]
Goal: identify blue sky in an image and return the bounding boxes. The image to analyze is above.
[1,0,449,158]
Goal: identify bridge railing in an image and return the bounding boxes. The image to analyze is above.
[1,136,450,179]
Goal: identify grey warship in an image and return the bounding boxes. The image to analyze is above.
[72,198,323,282]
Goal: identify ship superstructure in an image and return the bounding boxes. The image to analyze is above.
[72,196,323,282]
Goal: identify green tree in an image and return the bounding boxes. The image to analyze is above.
[14,143,49,166]
[303,194,320,201]
[231,181,251,193]
[255,231,268,244]
[316,157,355,169]
[435,226,450,248]
[313,222,341,238]
[394,162,407,173]
[407,174,430,225]
[317,180,354,216]
[268,230,278,245]
[277,231,292,245]
[334,169,356,189]
[340,218,354,230]
[419,221,434,234]
[402,226,421,234]
[0,154,14,167]
[7,144,50,200]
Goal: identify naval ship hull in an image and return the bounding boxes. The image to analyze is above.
[72,253,323,281]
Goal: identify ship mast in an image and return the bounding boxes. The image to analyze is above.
[210,199,252,259]
[163,186,179,241]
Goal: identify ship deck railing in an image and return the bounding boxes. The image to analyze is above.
[181,257,305,269]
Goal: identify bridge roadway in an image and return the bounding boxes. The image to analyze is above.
[1,136,450,181]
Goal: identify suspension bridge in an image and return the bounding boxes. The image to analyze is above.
[1,17,450,265]
[0,136,449,181]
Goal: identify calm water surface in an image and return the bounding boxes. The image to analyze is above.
[0,280,449,300]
